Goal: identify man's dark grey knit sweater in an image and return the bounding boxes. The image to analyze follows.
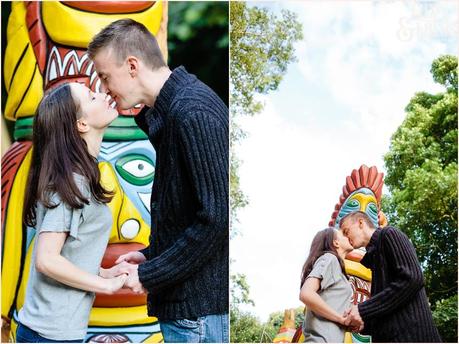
[359,226,442,342]
[134,66,229,320]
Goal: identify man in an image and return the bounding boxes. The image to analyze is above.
[87,19,228,343]
[340,211,441,342]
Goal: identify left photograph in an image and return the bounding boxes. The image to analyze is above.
[1,1,229,343]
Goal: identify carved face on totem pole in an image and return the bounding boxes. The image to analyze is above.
[329,164,385,343]
[2,2,167,342]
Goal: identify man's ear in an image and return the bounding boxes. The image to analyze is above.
[126,56,139,77]
[77,118,89,133]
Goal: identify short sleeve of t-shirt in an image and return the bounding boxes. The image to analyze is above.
[307,253,340,290]
[40,193,83,239]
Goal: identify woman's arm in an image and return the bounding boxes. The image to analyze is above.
[300,277,346,325]
[35,232,127,294]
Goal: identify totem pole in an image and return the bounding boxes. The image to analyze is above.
[2,1,167,342]
[274,165,386,343]
[327,164,385,343]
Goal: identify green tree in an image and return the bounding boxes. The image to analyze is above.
[168,1,229,104]
[432,295,458,343]
[229,2,303,233]
[383,55,458,342]
[266,307,305,339]
[231,271,254,308]
[230,307,305,343]
[229,4,303,341]
[230,308,267,343]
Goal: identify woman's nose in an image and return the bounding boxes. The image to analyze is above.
[96,92,108,101]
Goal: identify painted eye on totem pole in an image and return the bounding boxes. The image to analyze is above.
[367,202,379,223]
[115,154,155,186]
[347,199,360,210]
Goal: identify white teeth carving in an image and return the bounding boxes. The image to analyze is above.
[49,59,57,81]
[46,48,89,81]
[90,70,97,84]
[111,102,117,108]
[86,61,94,76]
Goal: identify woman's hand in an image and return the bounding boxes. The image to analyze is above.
[100,261,137,278]
[115,251,147,265]
[337,315,348,326]
[103,274,129,295]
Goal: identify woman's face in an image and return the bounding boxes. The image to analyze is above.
[70,82,118,130]
[335,229,354,252]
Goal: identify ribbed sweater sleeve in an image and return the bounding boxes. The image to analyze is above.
[137,111,228,292]
[358,227,424,320]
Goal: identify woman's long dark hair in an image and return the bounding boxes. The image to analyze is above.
[24,83,114,227]
[300,227,348,288]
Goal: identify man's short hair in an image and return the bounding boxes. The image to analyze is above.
[87,18,166,70]
[339,211,376,229]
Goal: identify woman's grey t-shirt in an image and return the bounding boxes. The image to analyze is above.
[302,252,353,343]
[18,174,112,341]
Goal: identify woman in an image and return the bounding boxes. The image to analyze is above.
[17,82,129,343]
[299,227,355,342]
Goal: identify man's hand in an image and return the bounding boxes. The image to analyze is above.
[115,251,147,265]
[100,261,137,278]
[123,264,146,294]
[343,305,364,332]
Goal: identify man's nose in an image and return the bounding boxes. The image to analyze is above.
[100,82,109,94]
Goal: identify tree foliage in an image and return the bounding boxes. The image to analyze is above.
[266,307,305,338]
[230,272,254,308]
[229,4,303,340]
[432,294,458,343]
[168,1,229,105]
[267,307,305,330]
[383,55,458,342]
[230,307,305,343]
[229,1,303,232]
[230,309,267,343]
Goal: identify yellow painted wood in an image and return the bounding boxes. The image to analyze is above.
[42,1,163,48]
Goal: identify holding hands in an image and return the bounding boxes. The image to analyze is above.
[116,251,147,265]
[342,305,364,333]
[99,251,147,294]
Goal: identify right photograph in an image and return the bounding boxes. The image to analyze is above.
[230,1,458,343]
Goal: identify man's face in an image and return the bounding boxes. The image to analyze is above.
[341,218,364,249]
[93,48,137,110]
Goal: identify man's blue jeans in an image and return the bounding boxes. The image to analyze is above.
[160,313,229,343]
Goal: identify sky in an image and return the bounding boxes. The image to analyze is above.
[231,0,458,322]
